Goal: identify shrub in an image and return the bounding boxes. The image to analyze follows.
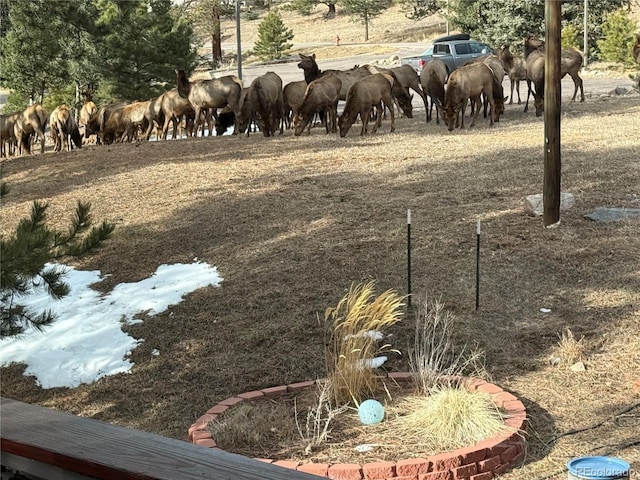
[562,24,581,50]
[596,8,637,65]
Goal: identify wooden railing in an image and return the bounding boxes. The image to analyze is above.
[0,397,322,480]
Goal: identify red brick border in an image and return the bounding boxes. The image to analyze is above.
[189,374,527,478]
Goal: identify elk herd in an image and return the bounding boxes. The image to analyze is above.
[0,34,594,158]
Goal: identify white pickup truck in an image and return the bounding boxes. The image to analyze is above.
[399,34,494,74]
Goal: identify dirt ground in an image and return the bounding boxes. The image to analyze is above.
[2,83,640,479]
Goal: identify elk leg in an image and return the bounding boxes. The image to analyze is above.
[524,80,532,112]
[371,103,384,134]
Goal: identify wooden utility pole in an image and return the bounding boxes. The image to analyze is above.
[543,0,562,227]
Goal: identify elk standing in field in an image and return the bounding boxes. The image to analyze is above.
[49,105,82,151]
[420,59,447,124]
[176,69,243,135]
[442,63,495,131]
[241,72,284,137]
[293,74,342,136]
[338,73,396,137]
[13,104,48,155]
[497,43,527,104]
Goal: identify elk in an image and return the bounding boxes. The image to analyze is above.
[241,72,284,137]
[634,34,640,66]
[298,53,371,100]
[523,35,584,115]
[13,104,48,155]
[215,88,252,136]
[176,69,243,135]
[0,111,20,157]
[338,73,395,137]
[363,65,414,118]
[282,80,307,129]
[497,43,527,104]
[293,74,342,136]
[524,36,546,117]
[370,64,428,115]
[420,59,447,124]
[49,105,82,152]
[442,63,495,131]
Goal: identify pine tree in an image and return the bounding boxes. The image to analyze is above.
[0,183,115,338]
[338,0,389,41]
[447,0,632,56]
[597,8,637,65]
[252,11,294,61]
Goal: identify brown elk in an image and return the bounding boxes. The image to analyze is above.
[149,89,195,140]
[497,43,527,104]
[101,101,151,144]
[79,101,98,143]
[338,73,395,137]
[0,111,20,157]
[293,74,342,136]
[363,65,414,118]
[524,35,584,115]
[523,36,546,116]
[13,104,48,155]
[442,63,495,131]
[85,102,129,143]
[176,70,243,135]
[241,72,284,137]
[215,88,252,136]
[298,53,371,100]
[282,80,307,129]
[420,59,447,124]
[49,105,82,152]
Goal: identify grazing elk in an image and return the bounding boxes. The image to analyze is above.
[523,36,546,116]
[420,59,447,124]
[338,73,396,137]
[442,63,495,131]
[79,101,98,143]
[298,53,371,100]
[364,65,414,118]
[0,111,20,158]
[241,72,284,137]
[101,101,151,144]
[150,89,195,140]
[283,80,307,129]
[497,43,527,104]
[215,88,252,136]
[293,74,342,136]
[524,35,584,115]
[85,102,129,143]
[49,105,82,152]
[176,69,243,135]
[14,104,48,155]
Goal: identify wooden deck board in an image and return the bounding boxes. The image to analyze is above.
[0,397,321,480]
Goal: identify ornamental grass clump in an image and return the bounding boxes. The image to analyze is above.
[391,385,507,451]
[324,282,404,407]
[409,295,486,395]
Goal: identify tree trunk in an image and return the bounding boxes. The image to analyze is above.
[364,13,369,41]
[326,3,336,17]
[211,3,222,68]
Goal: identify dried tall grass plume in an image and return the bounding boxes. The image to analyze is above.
[554,326,586,366]
[409,295,487,395]
[295,381,348,455]
[324,281,404,406]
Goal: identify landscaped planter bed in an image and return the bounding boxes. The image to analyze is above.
[189,373,527,480]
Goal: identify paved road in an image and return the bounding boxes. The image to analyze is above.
[213,43,638,104]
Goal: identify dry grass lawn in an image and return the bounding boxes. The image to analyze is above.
[2,92,639,479]
[3,2,640,470]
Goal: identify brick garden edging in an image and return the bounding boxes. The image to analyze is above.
[189,373,527,480]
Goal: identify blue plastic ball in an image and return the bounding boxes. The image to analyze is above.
[358,399,385,425]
